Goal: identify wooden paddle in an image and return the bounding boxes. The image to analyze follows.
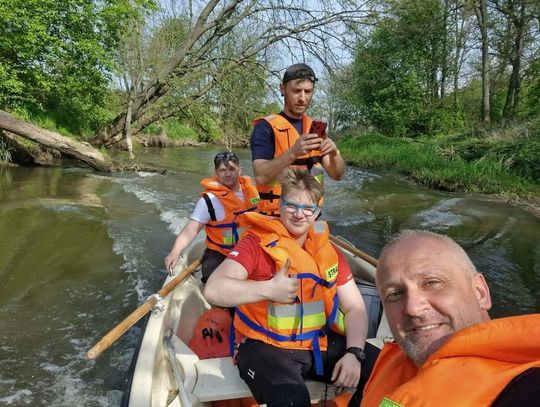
[329,235,378,267]
[86,258,202,360]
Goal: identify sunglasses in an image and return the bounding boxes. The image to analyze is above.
[214,152,239,168]
[281,199,319,217]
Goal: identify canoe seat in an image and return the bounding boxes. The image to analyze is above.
[170,335,343,403]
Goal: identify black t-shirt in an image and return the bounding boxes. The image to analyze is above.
[491,367,540,406]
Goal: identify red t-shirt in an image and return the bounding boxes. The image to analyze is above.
[227,233,353,285]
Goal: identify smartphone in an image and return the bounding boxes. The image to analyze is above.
[309,120,327,138]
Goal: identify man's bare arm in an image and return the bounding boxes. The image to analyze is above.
[330,279,369,388]
[164,219,205,271]
[320,138,346,180]
[204,259,298,307]
[338,279,369,348]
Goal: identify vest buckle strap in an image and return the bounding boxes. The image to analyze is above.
[296,272,335,289]
[259,191,281,201]
[206,234,235,250]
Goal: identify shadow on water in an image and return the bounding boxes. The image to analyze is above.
[0,146,538,405]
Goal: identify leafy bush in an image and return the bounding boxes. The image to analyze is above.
[142,119,206,141]
[197,114,220,142]
[164,121,199,140]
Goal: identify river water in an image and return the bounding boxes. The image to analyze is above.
[0,147,539,406]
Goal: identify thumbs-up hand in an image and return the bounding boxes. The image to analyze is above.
[267,259,299,303]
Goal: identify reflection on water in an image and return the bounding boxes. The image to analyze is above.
[0,146,538,405]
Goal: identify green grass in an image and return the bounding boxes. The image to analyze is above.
[0,138,11,163]
[339,133,539,199]
[144,121,200,141]
[31,114,77,139]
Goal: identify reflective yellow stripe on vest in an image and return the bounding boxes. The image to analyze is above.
[380,398,404,407]
[333,309,346,333]
[221,227,246,246]
[267,301,326,331]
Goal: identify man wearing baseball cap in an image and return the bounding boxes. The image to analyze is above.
[250,63,346,217]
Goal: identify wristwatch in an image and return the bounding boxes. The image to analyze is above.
[345,346,366,362]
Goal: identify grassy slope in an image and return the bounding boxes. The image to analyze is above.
[339,133,539,201]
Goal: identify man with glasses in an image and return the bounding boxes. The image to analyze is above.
[251,63,346,217]
[205,168,368,406]
[165,152,260,282]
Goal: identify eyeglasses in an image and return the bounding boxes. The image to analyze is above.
[214,152,239,168]
[281,199,319,217]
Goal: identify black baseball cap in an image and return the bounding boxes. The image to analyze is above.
[282,63,318,83]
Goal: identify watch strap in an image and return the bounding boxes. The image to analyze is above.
[345,346,366,362]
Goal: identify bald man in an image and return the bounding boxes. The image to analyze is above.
[361,230,540,406]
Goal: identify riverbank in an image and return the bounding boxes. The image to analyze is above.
[339,132,540,217]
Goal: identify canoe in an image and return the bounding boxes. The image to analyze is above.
[122,233,392,406]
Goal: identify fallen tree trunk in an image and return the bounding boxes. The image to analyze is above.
[1,130,56,166]
[0,110,112,172]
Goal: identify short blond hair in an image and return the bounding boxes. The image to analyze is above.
[279,168,323,205]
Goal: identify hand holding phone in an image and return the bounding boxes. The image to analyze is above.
[309,120,327,138]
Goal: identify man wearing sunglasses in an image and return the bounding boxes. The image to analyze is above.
[205,168,368,406]
[165,152,260,282]
[250,63,346,217]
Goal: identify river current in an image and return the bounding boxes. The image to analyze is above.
[0,147,538,405]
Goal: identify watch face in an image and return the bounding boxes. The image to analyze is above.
[347,347,365,361]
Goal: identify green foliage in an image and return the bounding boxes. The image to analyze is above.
[144,16,189,73]
[437,137,540,181]
[335,0,540,138]
[340,133,539,197]
[0,0,154,136]
[345,0,453,136]
[143,113,220,143]
[521,59,540,118]
[0,138,12,163]
[213,58,271,142]
[163,121,199,141]
[257,102,282,118]
[488,141,540,181]
[143,120,198,140]
[196,114,221,143]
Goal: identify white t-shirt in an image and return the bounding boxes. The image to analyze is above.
[191,190,245,224]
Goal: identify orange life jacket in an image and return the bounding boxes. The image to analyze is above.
[234,212,344,375]
[252,114,324,216]
[361,314,540,407]
[201,176,260,256]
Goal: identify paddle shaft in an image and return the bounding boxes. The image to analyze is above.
[86,258,202,360]
[329,235,378,267]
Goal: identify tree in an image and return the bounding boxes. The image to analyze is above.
[306,67,365,135]
[0,0,152,134]
[344,0,451,136]
[474,0,492,124]
[89,0,375,147]
[490,0,536,119]
[0,110,111,171]
[449,0,476,111]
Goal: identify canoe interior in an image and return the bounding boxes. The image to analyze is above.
[125,234,391,407]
